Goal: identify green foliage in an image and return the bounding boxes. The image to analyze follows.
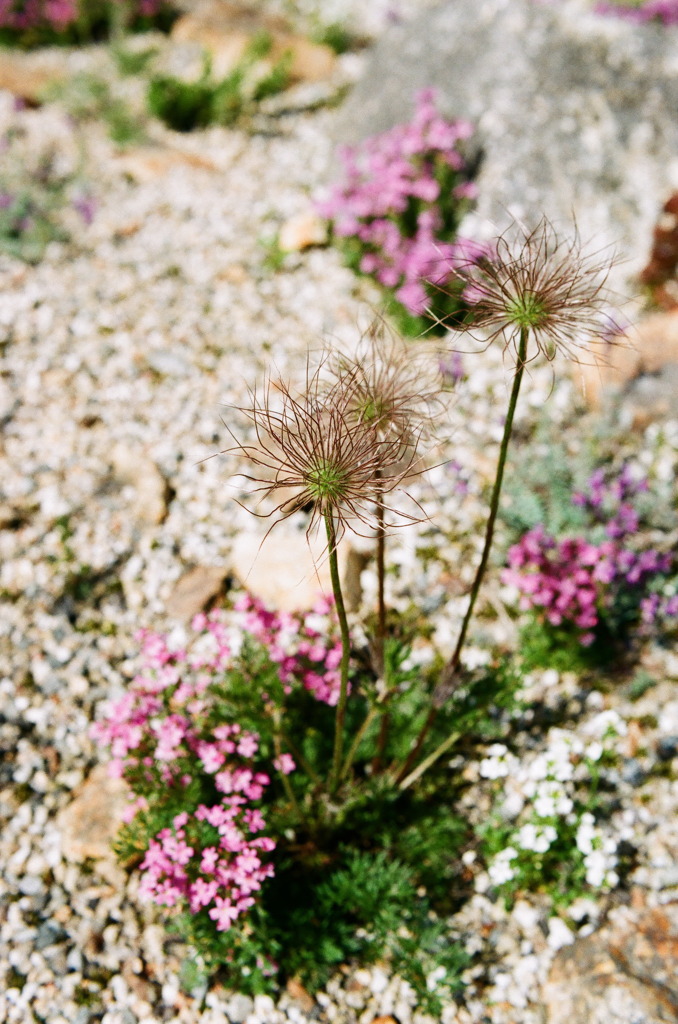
[147,34,293,133]
[0,188,68,263]
[518,620,618,673]
[207,848,470,1015]
[46,72,147,146]
[112,43,158,77]
[311,21,355,54]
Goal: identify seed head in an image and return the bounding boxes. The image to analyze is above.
[225,360,426,546]
[447,218,618,364]
[333,319,443,453]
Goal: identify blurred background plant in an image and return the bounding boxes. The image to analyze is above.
[147,31,294,132]
[316,89,484,337]
[501,461,678,670]
[0,96,93,262]
[0,0,177,48]
[593,0,678,25]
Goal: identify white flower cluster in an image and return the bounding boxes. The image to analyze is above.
[479,708,627,891]
[576,812,619,889]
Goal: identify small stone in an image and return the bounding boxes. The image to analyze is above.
[18,876,45,897]
[146,349,192,378]
[621,758,646,787]
[278,211,328,252]
[35,922,67,949]
[229,524,334,612]
[579,310,678,411]
[0,49,68,102]
[166,565,230,622]
[657,736,678,761]
[226,993,254,1023]
[544,903,678,1024]
[114,146,218,184]
[285,978,315,1012]
[110,443,169,526]
[171,5,336,83]
[55,763,129,863]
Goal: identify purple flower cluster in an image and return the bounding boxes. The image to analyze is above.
[503,465,676,645]
[594,0,678,25]
[0,0,163,31]
[317,89,483,316]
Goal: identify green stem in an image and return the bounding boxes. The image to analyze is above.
[326,512,351,795]
[395,328,530,785]
[375,484,386,678]
[340,704,380,781]
[398,732,460,791]
[279,728,322,787]
[273,713,302,818]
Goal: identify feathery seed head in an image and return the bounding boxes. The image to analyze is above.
[448,217,618,364]
[225,358,427,545]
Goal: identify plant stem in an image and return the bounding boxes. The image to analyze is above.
[273,712,303,817]
[326,512,351,795]
[375,482,386,678]
[340,704,380,781]
[395,327,530,785]
[398,731,460,791]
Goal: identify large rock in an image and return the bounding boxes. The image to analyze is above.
[544,901,678,1023]
[332,0,678,284]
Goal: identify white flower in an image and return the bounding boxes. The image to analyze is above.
[488,847,518,885]
[534,781,573,818]
[584,849,608,887]
[575,813,596,855]
[479,744,515,779]
[585,740,603,762]
[583,709,627,741]
[517,823,557,854]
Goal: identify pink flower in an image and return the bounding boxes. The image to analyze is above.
[209,896,240,931]
[273,753,296,775]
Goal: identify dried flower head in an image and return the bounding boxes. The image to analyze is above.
[333,319,443,453]
[225,360,425,545]
[446,218,618,364]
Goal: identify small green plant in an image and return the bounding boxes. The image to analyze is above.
[147,33,294,133]
[0,112,91,262]
[112,42,158,77]
[311,20,355,54]
[46,72,147,146]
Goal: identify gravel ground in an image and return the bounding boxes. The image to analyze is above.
[1,19,678,1024]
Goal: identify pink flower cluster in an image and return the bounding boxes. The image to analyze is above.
[316,88,484,315]
[91,592,346,930]
[138,805,275,930]
[0,0,163,31]
[594,0,678,25]
[503,526,616,645]
[232,592,345,706]
[503,466,676,645]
